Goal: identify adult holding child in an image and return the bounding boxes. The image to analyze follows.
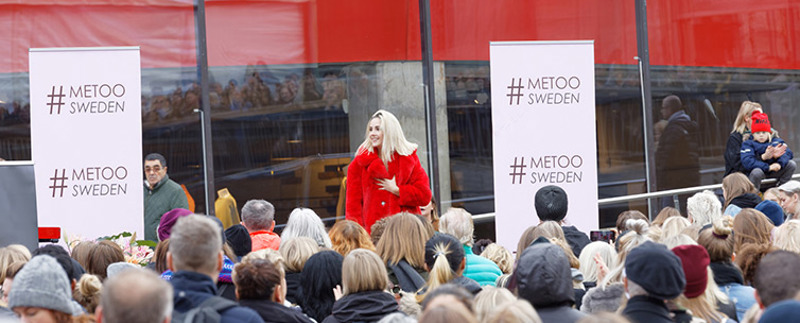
[346,110,432,233]
[740,111,795,190]
[725,101,763,177]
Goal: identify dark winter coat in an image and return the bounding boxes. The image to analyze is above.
[143,174,189,241]
[562,225,591,258]
[622,295,673,323]
[574,288,586,311]
[386,259,427,293]
[741,137,794,172]
[725,132,747,176]
[285,271,304,307]
[416,275,482,296]
[322,290,398,323]
[656,111,700,190]
[346,150,431,233]
[238,299,313,323]
[450,275,482,295]
[170,271,263,323]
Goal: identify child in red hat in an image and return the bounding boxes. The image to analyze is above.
[740,111,796,190]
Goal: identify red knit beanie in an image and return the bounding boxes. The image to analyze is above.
[751,111,771,133]
[671,244,710,298]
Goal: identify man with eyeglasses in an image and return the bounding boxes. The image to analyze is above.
[144,153,189,241]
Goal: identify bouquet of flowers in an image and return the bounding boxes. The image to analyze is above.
[65,232,156,267]
[108,232,155,267]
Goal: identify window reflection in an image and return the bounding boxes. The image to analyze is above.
[0,60,797,230]
[444,62,648,228]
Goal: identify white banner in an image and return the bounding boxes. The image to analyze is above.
[490,41,598,252]
[30,47,143,241]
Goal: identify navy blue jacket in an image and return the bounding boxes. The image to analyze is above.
[171,270,264,323]
[741,137,793,172]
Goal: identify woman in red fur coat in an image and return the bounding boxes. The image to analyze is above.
[346,110,432,233]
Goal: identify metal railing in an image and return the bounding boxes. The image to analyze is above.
[472,173,800,223]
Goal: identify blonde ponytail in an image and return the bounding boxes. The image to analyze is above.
[419,234,466,302]
[427,243,455,291]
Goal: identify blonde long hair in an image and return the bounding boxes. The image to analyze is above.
[675,269,730,323]
[342,249,390,295]
[579,241,618,283]
[377,212,431,268]
[357,110,418,164]
[279,237,319,273]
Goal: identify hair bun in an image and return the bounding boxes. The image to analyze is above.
[78,274,102,296]
[712,216,734,237]
[625,219,649,235]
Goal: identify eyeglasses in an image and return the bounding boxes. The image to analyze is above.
[144,166,162,173]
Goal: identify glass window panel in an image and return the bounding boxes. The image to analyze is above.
[647,1,800,212]
[204,1,428,226]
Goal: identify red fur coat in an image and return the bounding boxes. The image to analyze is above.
[346,149,431,233]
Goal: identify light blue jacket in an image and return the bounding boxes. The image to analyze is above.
[720,283,756,321]
[462,245,502,286]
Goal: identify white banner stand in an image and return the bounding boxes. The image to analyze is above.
[30,47,143,241]
[490,41,598,253]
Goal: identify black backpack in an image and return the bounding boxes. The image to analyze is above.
[171,296,238,323]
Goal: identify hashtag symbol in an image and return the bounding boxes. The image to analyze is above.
[506,78,524,105]
[47,86,65,115]
[49,168,68,197]
[508,157,526,184]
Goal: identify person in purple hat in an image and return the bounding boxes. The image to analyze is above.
[157,208,193,241]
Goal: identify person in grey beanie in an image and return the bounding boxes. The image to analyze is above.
[8,255,75,323]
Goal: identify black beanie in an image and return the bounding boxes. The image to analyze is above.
[625,241,686,300]
[224,224,252,258]
[534,185,568,222]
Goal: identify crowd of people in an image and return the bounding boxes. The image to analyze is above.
[2,175,800,322]
[141,68,347,123]
[1,99,799,322]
